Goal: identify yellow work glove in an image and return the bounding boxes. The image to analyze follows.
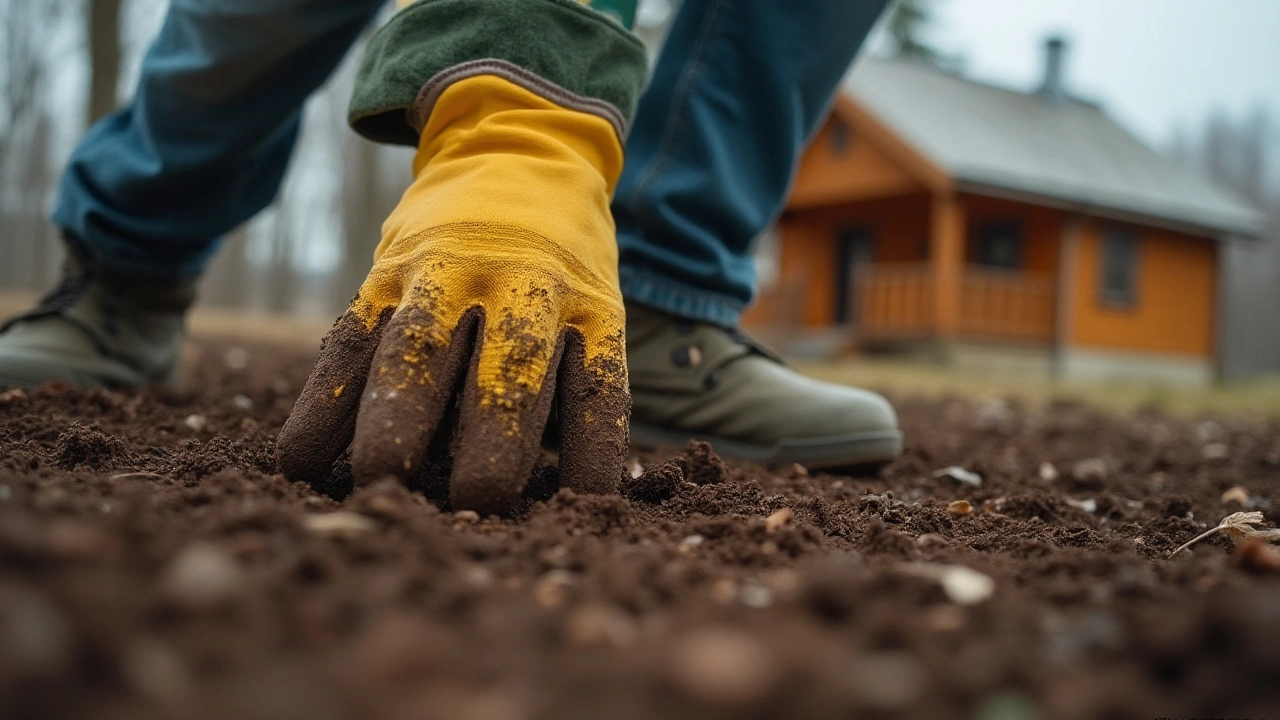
[277,75,628,515]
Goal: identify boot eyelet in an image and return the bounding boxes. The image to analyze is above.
[671,345,702,368]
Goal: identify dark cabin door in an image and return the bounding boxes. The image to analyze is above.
[835,228,874,325]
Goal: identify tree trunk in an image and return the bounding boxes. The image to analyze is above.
[333,139,388,313]
[88,0,123,125]
[199,227,252,310]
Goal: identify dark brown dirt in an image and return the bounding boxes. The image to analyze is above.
[3,340,1280,720]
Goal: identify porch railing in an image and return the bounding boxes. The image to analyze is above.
[855,263,1056,343]
[957,267,1055,342]
[855,264,934,337]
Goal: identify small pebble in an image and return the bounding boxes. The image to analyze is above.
[303,512,376,537]
[1236,538,1280,574]
[231,394,254,410]
[160,543,245,608]
[1220,486,1250,505]
[947,500,973,517]
[183,414,207,432]
[939,566,995,605]
[678,535,704,555]
[461,565,494,589]
[533,570,577,609]
[916,533,949,548]
[764,508,793,532]
[224,347,250,370]
[709,578,738,604]
[1065,497,1097,514]
[738,584,773,609]
[359,492,405,521]
[565,604,638,648]
[0,388,27,404]
[453,510,481,524]
[933,466,982,487]
[1071,458,1108,484]
[1038,462,1059,482]
[1201,443,1230,460]
[667,628,779,707]
[540,544,571,569]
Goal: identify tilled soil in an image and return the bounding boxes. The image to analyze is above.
[2,339,1280,720]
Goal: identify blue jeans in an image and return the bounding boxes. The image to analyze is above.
[52,0,888,326]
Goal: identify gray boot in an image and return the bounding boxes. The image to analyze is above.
[0,243,195,389]
[626,303,902,468]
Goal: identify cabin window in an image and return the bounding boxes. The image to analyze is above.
[829,119,852,154]
[1099,226,1139,307]
[973,222,1023,270]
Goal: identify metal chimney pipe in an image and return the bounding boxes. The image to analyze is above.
[1039,36,1067,103]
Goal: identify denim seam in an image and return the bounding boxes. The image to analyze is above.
[620,0,730,227]
[621,266,744,327]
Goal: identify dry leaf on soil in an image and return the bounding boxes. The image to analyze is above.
[1170,511,1280,556]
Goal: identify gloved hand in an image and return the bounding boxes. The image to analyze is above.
[277,75,629,515]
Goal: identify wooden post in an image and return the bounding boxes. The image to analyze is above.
[1053,215,1083,377]
[929,193,965,353]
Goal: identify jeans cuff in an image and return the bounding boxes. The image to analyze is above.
[620,265,743,327]
[55,225,211,282]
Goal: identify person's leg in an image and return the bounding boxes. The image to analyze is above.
[55,0,387,279]
[0,0,385,389]
[615,0,890,326]
[620,0,903,468]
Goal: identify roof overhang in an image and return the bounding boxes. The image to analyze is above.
[831,93,1269,240]
[953,176,1269,241]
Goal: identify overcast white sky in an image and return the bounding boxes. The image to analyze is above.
[891,0,1280,170]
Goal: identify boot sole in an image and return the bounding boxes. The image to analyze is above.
[629,421,903,470]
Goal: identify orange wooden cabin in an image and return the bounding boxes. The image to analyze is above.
[746,47,1266,384]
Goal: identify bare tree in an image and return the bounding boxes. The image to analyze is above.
[199,227,252,310]
[1181,106,1280,378]
[88,0,123,125]
[0,0,66,292]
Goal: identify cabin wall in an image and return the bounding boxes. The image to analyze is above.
[1070,221,1218,359]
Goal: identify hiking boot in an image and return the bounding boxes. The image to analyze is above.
[626,303,902,468]
[0,242,195,389]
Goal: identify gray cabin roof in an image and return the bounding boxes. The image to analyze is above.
[843,57,1267,238]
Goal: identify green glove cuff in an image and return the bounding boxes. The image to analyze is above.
[349,0,648,147]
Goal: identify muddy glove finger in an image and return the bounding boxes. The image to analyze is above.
[446,307,569,516]
[277,308,390,484]
[349,306,479,485]
[554,328,628,497]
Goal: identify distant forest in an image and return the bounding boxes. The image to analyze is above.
[1,0,1275,373]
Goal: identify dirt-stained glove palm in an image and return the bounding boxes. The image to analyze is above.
[278,75,628,515]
